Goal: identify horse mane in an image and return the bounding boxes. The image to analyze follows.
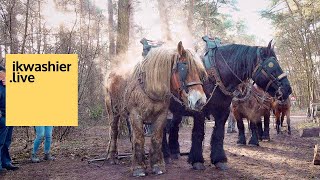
[130,47,207,100]
[218,44,260,80]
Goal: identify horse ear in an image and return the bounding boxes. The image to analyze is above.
[267,39,273,55]
[177,41,185,56]
[271,41,275,50]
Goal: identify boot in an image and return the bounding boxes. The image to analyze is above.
[44,153,55,161]
[31,154,40,163]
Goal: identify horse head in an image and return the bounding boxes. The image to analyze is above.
[252,40,292,101]
[171,41,207,111]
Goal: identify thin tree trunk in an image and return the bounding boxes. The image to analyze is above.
[8,0,18,53]
[108,0,115,57]
[21,0,30,54]
[187,0,194,33]
[157,0,172,41]
[37,0,41,54]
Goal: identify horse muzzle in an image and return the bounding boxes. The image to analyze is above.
[187,90,207,111]
[276,85,292,101]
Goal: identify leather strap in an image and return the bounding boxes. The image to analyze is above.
[277,73,287,80]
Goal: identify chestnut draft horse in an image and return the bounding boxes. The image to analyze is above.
[106,42,207,177]
[162,36,292,170]
[272,98,291,134]
[231,82,273,146]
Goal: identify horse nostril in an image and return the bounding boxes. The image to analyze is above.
[195,99,203,108]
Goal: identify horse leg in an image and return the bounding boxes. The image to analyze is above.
[248,121,259,146]
[236,117,246,145]
[287,109,291,135]
[281,112,285,127]
[130,109,146,177]
[107,114,120,164]
[168,114,182,159]
[150,111,167,175]
[262,112,271,141]
[162,119,171,164]
[227,114,233,133]
[211,110,229,170]
[256,118,263,141]
[188,113,205,170]
[275,111,281,134]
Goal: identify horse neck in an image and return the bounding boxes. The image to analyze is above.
[218,45,258,91]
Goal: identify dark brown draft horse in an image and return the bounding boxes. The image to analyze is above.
[231,83,273,146]
[163,37,292,171]
[272,98,291,134]
[106,42,208,177]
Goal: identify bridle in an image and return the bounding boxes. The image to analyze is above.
[171,53,203,99]
[252,48,287,98]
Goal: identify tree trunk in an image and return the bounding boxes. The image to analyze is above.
[8,0,19,54]
[116,0,131,55]
[157,0,172,41]
[108,0,115,57]
[37,0,42,54]
[187,0,194,33]
[21,0,30,54]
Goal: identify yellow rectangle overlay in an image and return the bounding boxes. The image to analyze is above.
[6,54,78,126]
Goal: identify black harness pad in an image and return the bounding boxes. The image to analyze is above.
[202,35,221,69]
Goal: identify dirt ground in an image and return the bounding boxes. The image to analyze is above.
[2,111,320,180]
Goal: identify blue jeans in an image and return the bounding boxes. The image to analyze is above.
[32,126,53,154]
[0,117,13,169]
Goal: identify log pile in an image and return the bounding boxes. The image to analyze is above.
[299,127,320,137]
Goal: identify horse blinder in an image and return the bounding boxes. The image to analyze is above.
[252,55,287,97]
[173,57,203,97]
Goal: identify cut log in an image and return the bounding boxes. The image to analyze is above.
[299,127,320,137]
[314,144,320,165]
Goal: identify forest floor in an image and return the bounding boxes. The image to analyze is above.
[2,110,320,180]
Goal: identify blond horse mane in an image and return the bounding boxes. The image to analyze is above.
[130,47,207,100]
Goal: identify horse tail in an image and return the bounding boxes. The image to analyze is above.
[105,88,113,123]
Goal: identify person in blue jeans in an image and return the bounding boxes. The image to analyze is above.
[31,126,55,163]
[0,66,19,174]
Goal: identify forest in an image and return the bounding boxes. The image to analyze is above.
[0,0,319,179]
[1,0,319,123]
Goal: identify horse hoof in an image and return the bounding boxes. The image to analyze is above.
[192,162,205,170]
[236,140,246,146]
[288,131,291,135]
[262,137,270,142]
[108,158,119,165]
[248,143,259,147]
[152,165,165,175]
[164,157,171,164]
[236,143,246,146]
[133,168,146,177]
[248,139,259,146]
[171,153,180,160]
[215,162,228,171]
